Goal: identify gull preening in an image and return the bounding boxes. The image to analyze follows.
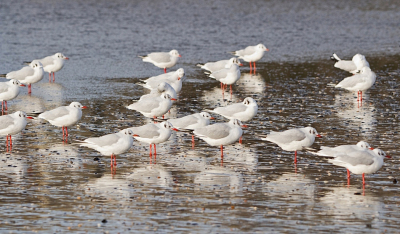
[331,53,370,74]
[231,44,269,72]
[126,121,178,156]
[38,102,87,141]
[80,129,138,167]
[193,119,247,157]
[139,82,177,101]
[197,57,243,73]
[127,93,176,119]
[333,66,376,102]
[3,60,44,93]
[139,49,181,73]
[261,127,322,164]
[0,79,25,113]
[0,111,33,151]
[28,53,69,82]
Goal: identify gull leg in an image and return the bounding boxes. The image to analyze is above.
[164,68,167,73]
[239,136,242,144]
[154,144,157,155]
[5,101,7,111]
[49,73,51,83]
[254,62,256,72]
[149,144,152,157]
[192,135,195,149]
[53,72,55,82]
[362,173,365,185]
[347,169,351,179]
[28,84,32,94]
[294,151,297,164]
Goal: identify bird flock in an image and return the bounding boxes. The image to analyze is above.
[0,46,389,187]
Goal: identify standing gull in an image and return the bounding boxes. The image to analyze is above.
[138,68,184,93]
[139,50,181,73]
[2,60,44,93]
[261,127,322,164]
[0,79,25,113]
[231,44,269,72]
[38,102,87,141]
[0,111,33,151]
[27,53,69,82]
[127,93,176,119]
[209,63,241,97]
[197,57,243,73]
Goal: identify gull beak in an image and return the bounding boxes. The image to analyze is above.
[178,55,182,57]
[133,134,139,137]
[172,128,179,132]
[81,106,88,109]
[242,125,248,128]
[385,155,391,159]
[369,147,374,150]
[266,48,269,51]
[171,98,177,101]
[26,116,33,119]
[20,84,26,87]
[239,63,243,66]
[65,57,70,60]
[178,77,181,80]
[316,134,322,138]
[210,117,215,120]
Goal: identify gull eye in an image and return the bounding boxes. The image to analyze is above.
[313,131,315,134]
[309,130,312,134]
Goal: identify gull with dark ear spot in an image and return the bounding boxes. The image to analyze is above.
[310,141,374,180]
[197,57,243,73]
[127,93,176,119]
[0,111,33,151]
[230,44,269,72]
[79,129,138,167]
[261,126,322,164]
[208,63,241,97]
[3,60,44,93]
[25,53,69,82]
[0,79,25,113]
[323,148,390,186]
[139,49,181,73]
[126,121,178,157]
[193,119,247,157]
[38,102,87,141]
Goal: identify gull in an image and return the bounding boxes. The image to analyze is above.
[25,53,69,82]
[331,53,370,74]
[167,112,214,145]
[126,121,178,156]
[79,129,138,167]
[312,141,374,179]
[127,93,176,119]
[193,119,247,157]
[0,111,33,151]
[137,68,184,93]
[333,66,376,102]
[139,82,177,101]
[261,127,322,164]
[209,63,241,96]
[0,79,25,113]
[324,148,390,185]
[139,49,181,73]
[231,44,269,72]
[197,57,243,73]
[38,102,87,141]
[2,60,44,93]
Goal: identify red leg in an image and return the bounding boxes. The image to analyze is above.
[192,135,195,148]
[230,85,232,96]
[62,126,65,141]
[154,144,157,155]
[114,154,117,166]
[28,84,32,94]
[66,127,68,137]
[9,135,12,147]
[5,101,7,111]
[220,145,224,157]
[239,136,242,144]
[294,151,297,164]
[254,62,256,72]
[53,72,55,82]
[360,91,363,102]
[362,173,365,185]
[149,144,152,156]
[49,73,51,83]
[164,68,167,73]
[347,169,350,179]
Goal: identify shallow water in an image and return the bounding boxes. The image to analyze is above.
[1,0,400,233]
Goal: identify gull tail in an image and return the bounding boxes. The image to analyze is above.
[330,53,341,62]
[196,63,205,67]
[0,74,6,78]
[23,61,31,65]
[327,83,336,87]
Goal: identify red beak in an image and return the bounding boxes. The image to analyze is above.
[26,116,33,119]
[210,117,215,120]
[316,134,322,138]
[133,134,139,137]
[239,63,243,66]
[266,48,269,51]
[369,147,374,150]
[172,128,179,131]
[171,98,177,101]
[242,125,248,128]
[65,57,70,60]
[385,155,391,159]
[178,55,182,57]
[81,106,88,109]
[20,84,26,87]
[178,77,181,80]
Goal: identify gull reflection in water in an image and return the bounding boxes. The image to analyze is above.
[334,92,376,135]
[0,153,29,181]
[127,164,173,189]
[85,174,131,199]
[318,186,383,222]
[194,166,243,194]
[237,73,266,94]
[222,143,258,172]
[37,143,82,170]
[264,173,315,201]
[200,86,241,106]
